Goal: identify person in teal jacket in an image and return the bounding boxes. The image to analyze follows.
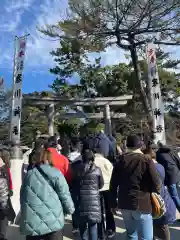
[20,148,74,240]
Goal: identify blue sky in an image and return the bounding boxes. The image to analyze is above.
[0,0,68,93]
[0,0,127,94]
[1,0,180,94]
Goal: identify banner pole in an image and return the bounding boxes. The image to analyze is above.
[9,36,18,142]
[9,35,29,220]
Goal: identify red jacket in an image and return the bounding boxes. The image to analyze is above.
[8,167,13,191]
[47,148,71,183]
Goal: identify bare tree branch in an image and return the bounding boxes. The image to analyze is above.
[134,28,180,35]
[154,41,180,46]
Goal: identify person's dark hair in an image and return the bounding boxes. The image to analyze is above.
[39,149,53,166]
[82,141,95,164]
[157,141,164,148]
[0,149,10,168]
[82,134,102,155]
[34,138,47,150]
[47,136,58,148]
[143,147,156,160]
[70,138,81,152]
[29,146,53,166]
[29,139,46,165]
[126,134,142,149]
[82,149,95,163]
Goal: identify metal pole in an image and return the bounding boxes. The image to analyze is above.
[9,36,18,141]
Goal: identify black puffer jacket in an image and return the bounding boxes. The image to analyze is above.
[156,147,180,186]
[71,161,104,223]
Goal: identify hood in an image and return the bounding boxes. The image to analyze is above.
[68,151,82,163]
[126,149,143,154]
[158,146,171,154]
[23,149,32,164]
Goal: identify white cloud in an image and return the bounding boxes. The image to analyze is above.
[0,13,22,32]
[100,46,129,66]
[21,0,69,68]
[5,0,33,12]
[0,0,69,70]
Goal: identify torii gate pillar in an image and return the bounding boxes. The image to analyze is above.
[104,104,112,137]
[47,104,55,136]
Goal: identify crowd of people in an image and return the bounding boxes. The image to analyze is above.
[0,130,180,240]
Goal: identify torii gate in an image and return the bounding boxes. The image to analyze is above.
[23,94,133,137]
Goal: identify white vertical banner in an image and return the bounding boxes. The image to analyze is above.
[146,43,166,144]
[10,36,27,143]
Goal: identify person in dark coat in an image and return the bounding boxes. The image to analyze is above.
[143,147,176,240]
[110,134,161,240]
[85,130,116,164]
[71,147,104,240]
[156,142,180,213]
[68,138,82,233]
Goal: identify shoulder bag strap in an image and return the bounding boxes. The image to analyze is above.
[36,165,56,192]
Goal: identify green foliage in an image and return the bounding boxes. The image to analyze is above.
[49,38,87,97]
[0,122,9,142]
[48,37,130,98]
[86,63,130,97]
[58,122,79,138]
[0,88,11,122]
[80,121,105,136]
[27,91,53,97]
[20,105,48,146]
[0,88,14,142]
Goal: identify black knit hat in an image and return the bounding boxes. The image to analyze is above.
[126,134,142,149]
[47,136,58,148]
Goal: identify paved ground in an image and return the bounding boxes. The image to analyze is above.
[7,212,180,239]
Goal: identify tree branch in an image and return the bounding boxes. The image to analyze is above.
[116,34,131,50]
[116,0,134,29]
[129,1,150,31]
[135,40,146,46]
[134,28,180,35]
[154,41,180,46]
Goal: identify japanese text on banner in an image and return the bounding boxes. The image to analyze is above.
[10,37,27,142]
[146,43,166,144]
